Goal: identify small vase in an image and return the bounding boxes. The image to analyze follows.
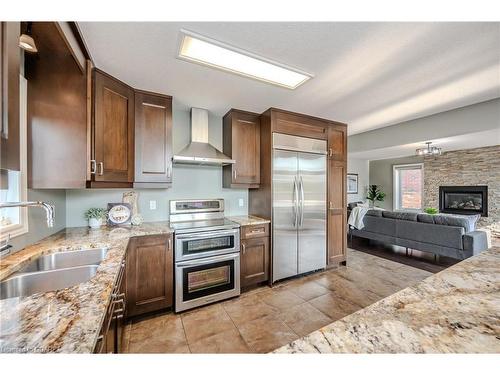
[89,217,103,229]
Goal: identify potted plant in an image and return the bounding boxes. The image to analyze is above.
[424,207,439,215]
[366,185,386,208]
[84,208,108,229]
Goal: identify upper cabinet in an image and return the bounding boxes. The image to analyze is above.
[27,22,88,188]
[272,109,328,140]
[1,22,20,171]
[223,109,261,188]
[25,22,174,189]
[134,90,173,187]
[91,69,135,187]
[327,124,347,161]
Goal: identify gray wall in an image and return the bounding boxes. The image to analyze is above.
[8,189,66,252]
[369,155,423,210]
[347,157,369,203]
[65,105,248,227]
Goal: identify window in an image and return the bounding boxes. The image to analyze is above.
[393,163,423,211]
[0,76,28,240]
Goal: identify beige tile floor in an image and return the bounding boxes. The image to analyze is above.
[123,248,432,353]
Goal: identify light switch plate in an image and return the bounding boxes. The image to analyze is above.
[238,198,244,207]
[149,200,157,210]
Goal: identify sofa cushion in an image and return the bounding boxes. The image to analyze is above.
[396,220,464,250]
[433,214,480,233]
[366,209,383,217]
[382,211,418,221]
[362,216,397,237]
[417,213,435,224]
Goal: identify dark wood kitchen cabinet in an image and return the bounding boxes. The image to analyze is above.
[223,109,261,188]
[134,90,173,188]
[327,123,347,265]
[249,108,348,271]
[240,223,270,288]
[26,22,88,188]
[94,256,126,354]
[125,234,173,318]
[90,69,135,187]
[1,22,20,171]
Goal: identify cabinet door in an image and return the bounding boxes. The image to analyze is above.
[223,110,260,188]
[328,125,347,161]
[241,236,269,288]
[327,160,347,264]
[93,70,134,183]
[232,112,260,185]
[1,22,20,171]
[134,91,172,185]
[116,258,126,353]
[273,110,328,140]
[126,234,173,317]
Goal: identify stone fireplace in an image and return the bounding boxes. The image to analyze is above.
[439,186,488,217]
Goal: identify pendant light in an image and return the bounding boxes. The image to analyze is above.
[19,22,37,53]
[416,142,442,156]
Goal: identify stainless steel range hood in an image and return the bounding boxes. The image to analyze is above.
[172,108,235,166]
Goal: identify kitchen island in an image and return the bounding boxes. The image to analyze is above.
[275,246,500,353]
[0,222,174,353]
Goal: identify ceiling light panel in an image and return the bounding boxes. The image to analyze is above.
[178,30,312,89]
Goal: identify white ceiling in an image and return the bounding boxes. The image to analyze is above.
[78,22,500,135]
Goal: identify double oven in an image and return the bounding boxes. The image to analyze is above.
[170,199,241,312]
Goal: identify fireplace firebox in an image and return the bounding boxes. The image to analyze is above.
[439,186,488,217]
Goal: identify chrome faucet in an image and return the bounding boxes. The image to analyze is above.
[0,201,55,257]
[0,201,55,227]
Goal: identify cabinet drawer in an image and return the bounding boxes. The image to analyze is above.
[241,223,269,239]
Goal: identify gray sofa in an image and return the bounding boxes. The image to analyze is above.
[349,209,489,260]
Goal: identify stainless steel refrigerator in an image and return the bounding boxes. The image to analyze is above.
[272,133,327,282]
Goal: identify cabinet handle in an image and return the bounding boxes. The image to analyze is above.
[328,148,333,158]
[168,238,171,251]
[242,243,246,254]
[329,201,334,210]
[98,162,104,175]
[167,164,172,178]
[90,160,97,174]
[250,228,264,234]
[233,169,237,180]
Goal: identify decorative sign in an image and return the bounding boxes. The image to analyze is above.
[107,203,132,226]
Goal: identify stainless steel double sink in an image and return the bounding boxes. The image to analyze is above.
[0,248,109,300]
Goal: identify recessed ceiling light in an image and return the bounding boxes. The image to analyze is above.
[178,30,313,89]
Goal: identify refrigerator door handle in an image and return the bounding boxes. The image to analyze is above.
[299,176,305,227]
[293,176,299,227]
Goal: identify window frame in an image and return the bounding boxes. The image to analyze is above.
[392,163,424,212]
[0,75,28,241]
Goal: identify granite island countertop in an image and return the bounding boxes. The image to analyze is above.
[0,222,173,353]
[275,246,500,353]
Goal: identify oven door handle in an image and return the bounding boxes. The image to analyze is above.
[176,252,239,267]
[175,229,239,240]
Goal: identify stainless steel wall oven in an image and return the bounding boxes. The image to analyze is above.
[170,199,240,312]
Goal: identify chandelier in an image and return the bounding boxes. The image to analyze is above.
[416,142,441,156]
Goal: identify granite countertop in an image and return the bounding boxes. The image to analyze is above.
[229,215,270,226]
[275,246,500,353]
[0,222,173,353]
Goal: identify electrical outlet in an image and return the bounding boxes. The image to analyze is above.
[238,198,244,207]
[149,200,157,210]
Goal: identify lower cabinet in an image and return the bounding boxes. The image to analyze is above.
[94,257,126,353]
[125,234,173,317]
[240,224,270,288]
